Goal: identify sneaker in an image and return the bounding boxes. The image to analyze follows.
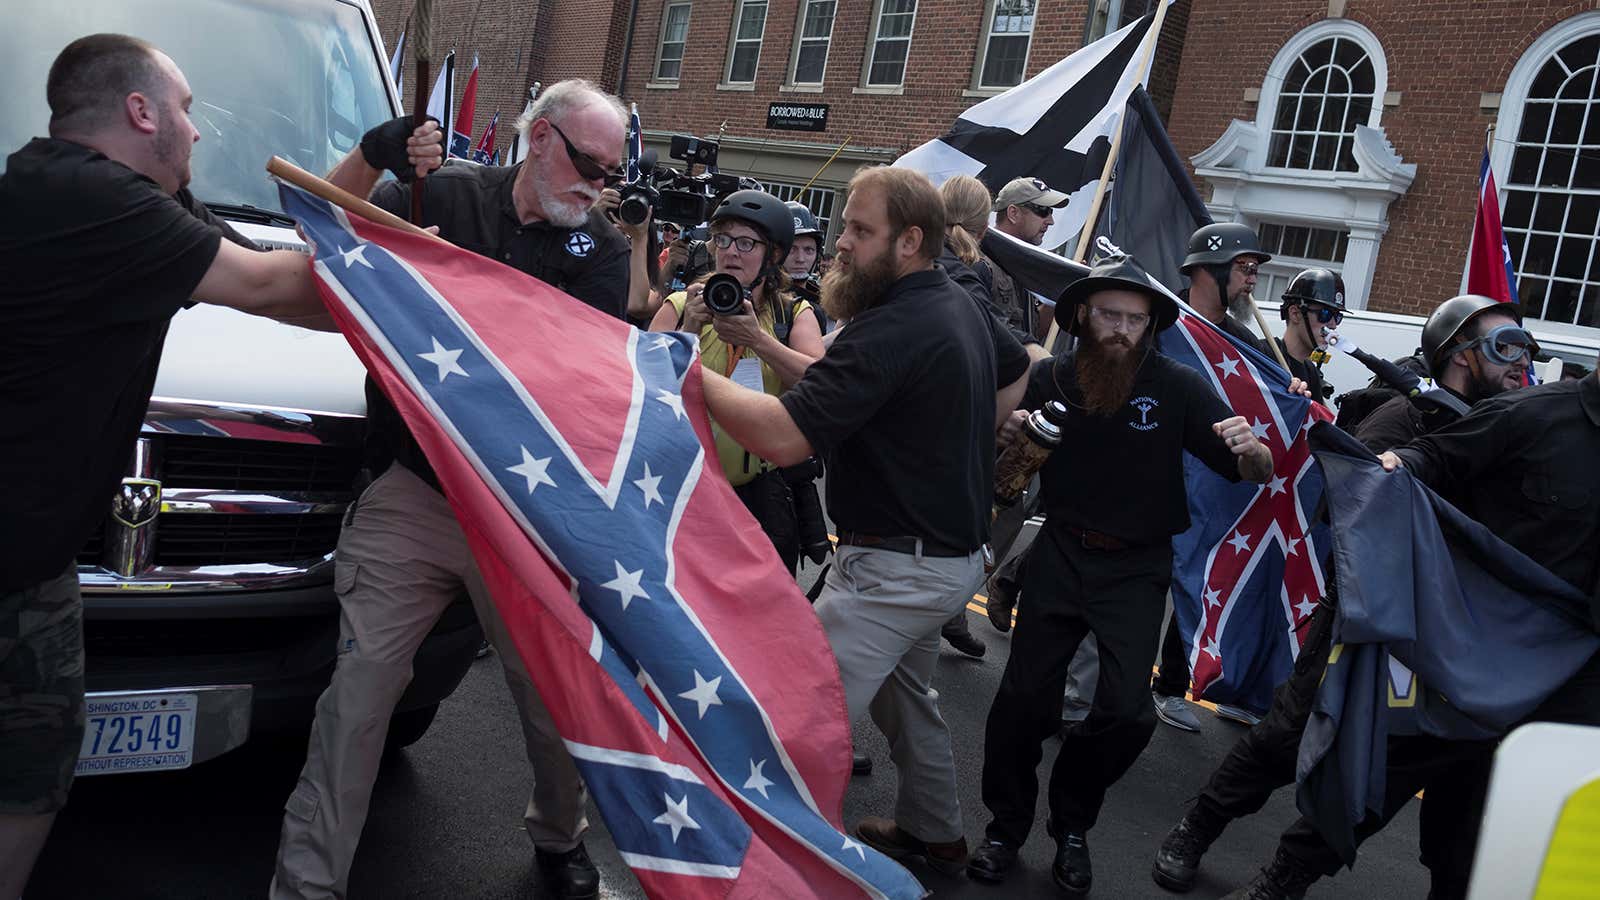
[1051,829,1092,895]
[965,839,1020,883]
[854,817,968,877]
[1214,704,1264,727]
[1153,692,1202,732]
[1152,806,1227,892]
[534,843,601,900]
[1220,848,1318,900]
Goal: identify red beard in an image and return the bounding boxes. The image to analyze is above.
[1075,330,1147,416]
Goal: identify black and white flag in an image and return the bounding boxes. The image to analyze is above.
[895,6,1165,251]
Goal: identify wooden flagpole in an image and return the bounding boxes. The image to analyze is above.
[799,135,853,192]
[1044,0,1173,349]
[268,156,449,245]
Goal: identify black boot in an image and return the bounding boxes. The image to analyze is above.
[965,839,1020,883]
[942,613,987,658]
[1152,805,1227,892]
[1220,847,1319,900]
[1051,829,1092,895]
[535,842,601,899]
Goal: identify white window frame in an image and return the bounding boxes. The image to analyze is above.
[787,0,836,87]
[1490,9,1600,333]
[1189,19,1410,310]
[723,0,769,86]
[861,0,917,89]
[973,0,1036,91]
[653,1,692,84]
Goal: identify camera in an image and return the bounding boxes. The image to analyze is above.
[645,135,744,227]
[702,273,748,317]
[617,183,657,226]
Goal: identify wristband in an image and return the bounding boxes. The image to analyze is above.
[360,115,439,183]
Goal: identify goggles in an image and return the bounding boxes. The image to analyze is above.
[1450,323,1540,366]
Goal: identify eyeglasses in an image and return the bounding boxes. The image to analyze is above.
[711,233,768,253]
[1087,305,1151,330]
[1452,323,1539,366]
[547,121,624,186]
[1233,260,1261,277]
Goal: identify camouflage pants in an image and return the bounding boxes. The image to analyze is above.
[0,565,84,813]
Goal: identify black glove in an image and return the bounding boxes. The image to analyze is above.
[360,115,439,183]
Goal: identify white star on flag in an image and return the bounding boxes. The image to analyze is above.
[678,670,724,719]
[340,243,373,269]
[743,759,775,799]
[633,463,664,508]
[1202,636,1222,660]
[1250,418,1272,440]
[507,446,555,494]
[418,337,469,383]
[1205,587,1222,609]
[647,334,676,353]
[1285,536,1302,557]
[842,836,867,861]
[600,561,648,610]
[655,389,686,419]
[1295,596,1319,619]
[1227,531,1252,554]
[1215,356,1242,378]
[653,793,701,843]
[1265,475,1287,496]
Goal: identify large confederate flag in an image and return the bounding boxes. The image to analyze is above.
[276,182,925,900]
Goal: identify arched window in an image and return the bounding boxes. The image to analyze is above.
[1267,35,1377,171]
[1496,12,1600,327]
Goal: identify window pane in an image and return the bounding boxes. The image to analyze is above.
[1307,228,1338,260]
[1552,102,1585,144]
[1304,38,1335,68]
[1531,60,1565,98]
[1520,103,1554,143]
[1558,34,1600,73]
[1289,133,1314,168]
[1350,58,1375,95]
[802,0,835,38]
[1573,151,1600,189]
[1284,58,1311,93]
[1556,235,1590,279]
[1259,223,1283,250]
[657,56,681,80]
[1320,96,1347,132]
[981,34,1029,87]
[1559,66,1596,100]
[795,43,827,83]
[1581,286,1600,326]
[665,5,690,41]
[1311,134,1336,170]
[1295,96,1320,129]
[730,44,759,82]
[1510,146,1542,184]
[1543,147,1576,187]
[1282,225,1311,257]
[1518,276,1546,316]
[1567,192,1600,233]
[1305,67,1330,94]
[1545,278,1582,322]
[869,40,909,85]
[737,2,767,40]
[1534,193,1568,231]
[1326,69,1351,96]
[1525,232,1558,274]
[1343,97,1372,131]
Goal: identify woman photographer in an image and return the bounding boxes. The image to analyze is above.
[647,190,823,573]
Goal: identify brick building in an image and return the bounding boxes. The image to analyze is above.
[374,0,1600,345]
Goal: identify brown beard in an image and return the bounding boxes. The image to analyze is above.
[1074,330,1147,416]
[820,246,899,321]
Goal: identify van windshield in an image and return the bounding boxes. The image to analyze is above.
[2,0,395,214]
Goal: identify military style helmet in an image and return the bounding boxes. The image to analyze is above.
[1055,255,1180,334]
[785,201,822,239]
[1182,223,1272,271]
[1281,268,1347,312]
[710,189,795,257]
[1421,294,1523,376]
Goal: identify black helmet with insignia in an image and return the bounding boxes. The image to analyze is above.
[1181,222,1272,271]
[785,201,822,240]
[1279,268,1347,319]
[1055,254,1180,334]
[1421,294,1523,376]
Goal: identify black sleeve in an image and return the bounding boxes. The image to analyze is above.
[780,320,907,456]
[1393,394,1517,491]
[1177,365,1242,481]
[1019,357,1054,412]
[1352,396,1420,454]
[990,309,1031,386]
[565,226,631,320]
[178,190,262,251]
[78,169,222,326]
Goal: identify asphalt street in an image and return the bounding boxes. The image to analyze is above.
[27,596,1427,900]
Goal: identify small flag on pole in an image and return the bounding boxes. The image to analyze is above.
[451,55,480,159]
[471,112,499,165]
[626,102,643,184]
[425,50,455,151]
[388,28,406,96]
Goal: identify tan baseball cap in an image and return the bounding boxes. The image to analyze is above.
[993,176,1071,212]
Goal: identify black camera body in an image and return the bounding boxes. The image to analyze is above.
[645,135,744,227]
[702,272,749,317]
[617,183,658,226]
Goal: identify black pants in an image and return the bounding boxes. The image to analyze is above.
[734,471,799,574]
[1150,610,1192,699]
[981,529,1172,845]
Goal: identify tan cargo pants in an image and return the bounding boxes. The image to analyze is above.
[270,463,588,899]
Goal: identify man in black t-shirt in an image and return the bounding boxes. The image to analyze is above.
[0,35,437,893]
[701,166,1030,877]
[965,257,1274,895]
[270,80,630,900]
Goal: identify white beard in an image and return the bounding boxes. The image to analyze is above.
[534,176,598,228]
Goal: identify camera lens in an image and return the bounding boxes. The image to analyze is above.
[618,192,651,226]
[703,273,745,317]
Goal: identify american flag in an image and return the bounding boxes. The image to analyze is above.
[1158,291,1336,711]
[276,182,926,900]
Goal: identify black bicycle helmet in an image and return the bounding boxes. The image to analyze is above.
[710,189,795,258]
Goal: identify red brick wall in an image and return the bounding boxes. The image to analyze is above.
[1168,1,1598,317]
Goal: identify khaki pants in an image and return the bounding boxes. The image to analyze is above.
[271,464,587,899]
[814,544,981,844]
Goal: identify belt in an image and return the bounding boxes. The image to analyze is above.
[1062,525,1133,552]
[835,530,970,558]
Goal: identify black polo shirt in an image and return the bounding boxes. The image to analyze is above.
[1395,373,1600,606]
[365,163,630,489]
[781,267,1020,553]
[0,137,247,590]
[1023,349,1241,546]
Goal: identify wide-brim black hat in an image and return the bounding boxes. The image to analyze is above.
[1055,256,1180,335]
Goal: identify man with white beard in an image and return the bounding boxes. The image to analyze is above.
[271,79,630,900]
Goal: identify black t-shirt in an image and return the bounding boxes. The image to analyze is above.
[780,267,1012,552]
[1270,337,1332,402]
[364,163,630,489]
[1022,350,1241,545]
[0,138,230,589]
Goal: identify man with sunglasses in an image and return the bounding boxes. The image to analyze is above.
[1273,268,1347,403]
[991,176,1070,339]
[272,79,631,900]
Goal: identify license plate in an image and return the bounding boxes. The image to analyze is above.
[76,692,197,776]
